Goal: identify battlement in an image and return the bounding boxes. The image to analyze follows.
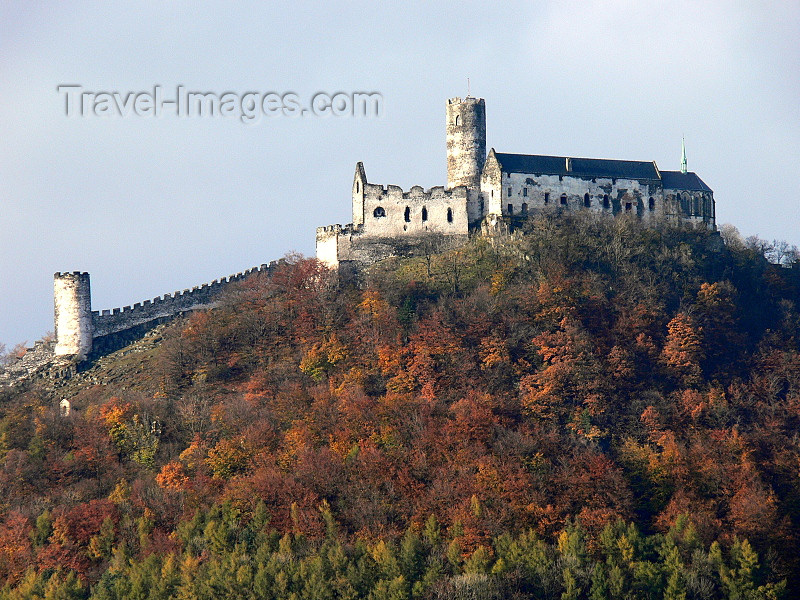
[447,96,483,106]
[362,183,466,202]
[317,223,362,235]
[91,262,278,338]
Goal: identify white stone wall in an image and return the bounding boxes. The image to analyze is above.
[497,172,664,220]
[480,151,503,217]
[54,272,93,359]
[316,225,347,268]
[359,183,469,238]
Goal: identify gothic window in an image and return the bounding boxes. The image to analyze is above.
[521,202,528,214]
[603,194,610,209]
[584,193,590,207]
[560,194,567,205]
[404,206,411,222]
[649,197,655,211]
[447,207,453,223]
[507,204,513,215]
[422,206,428,222]
[373,206,386,218]
[693,197,700,216]
[544,192,550,204]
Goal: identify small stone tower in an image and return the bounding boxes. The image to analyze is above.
[446,96,486,190]
[53,271,93,359]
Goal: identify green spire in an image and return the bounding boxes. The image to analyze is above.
[680,137,687,174]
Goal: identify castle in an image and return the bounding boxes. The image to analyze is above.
[316,97,715,268]
[2,96,716,384]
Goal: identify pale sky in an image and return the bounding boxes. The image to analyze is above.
[1,1,798,347]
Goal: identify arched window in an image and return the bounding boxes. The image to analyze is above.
[447,207,453,223]
[560,194,567,206]
[404,206,410,222]
[421,206,428,222]
[584,193,591,207]
[693,197,700,216]
[373,206,386,218]
[521,202,528,214]
[648,197,655,211]
[455,114,460,126]
[603,194,610,209]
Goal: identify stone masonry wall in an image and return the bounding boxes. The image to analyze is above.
[359,183,469,238]
[91,262,279,339]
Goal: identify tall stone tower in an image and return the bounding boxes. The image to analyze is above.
[446,97,486,190]
[53,272,93,359]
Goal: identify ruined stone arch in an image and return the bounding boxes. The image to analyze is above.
[373,206,386,218]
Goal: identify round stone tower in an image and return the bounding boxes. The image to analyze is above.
[54,271,93,359]
[446,96,486,190]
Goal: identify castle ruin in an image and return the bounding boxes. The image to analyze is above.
[2,95,717,385]
[317,97,715,268]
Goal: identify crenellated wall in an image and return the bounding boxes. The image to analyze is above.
[91,262,279,338]
[48,261,281,366]
[318,176,470,268]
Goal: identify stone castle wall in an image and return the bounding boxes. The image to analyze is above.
[318,182,470,268]
[358,183,469,238]
[487,172,665,221]
[91,262,278,339]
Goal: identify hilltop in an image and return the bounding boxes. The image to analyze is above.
[0,213,798,599]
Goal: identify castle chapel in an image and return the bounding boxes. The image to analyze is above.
[316,97,715,268]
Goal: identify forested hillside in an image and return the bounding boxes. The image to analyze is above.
[0,214,798,599]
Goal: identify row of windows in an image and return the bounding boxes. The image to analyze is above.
[503,191,657,213]
[373,205,454,223]
[677,194,711,218]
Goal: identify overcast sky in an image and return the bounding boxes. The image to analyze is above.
[1,0,798,347]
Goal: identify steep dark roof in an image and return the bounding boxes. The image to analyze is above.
[661,171,713,193]
[495,152,660,181]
